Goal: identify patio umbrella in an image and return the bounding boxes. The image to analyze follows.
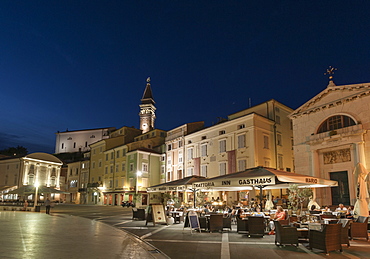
[353,163,369,217]
[264,190,274,210]
[7,185,69,195]
[307,190,320,210]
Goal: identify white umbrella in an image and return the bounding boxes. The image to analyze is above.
[353,163,369,217]
[265,190,274,210]
[307,190,320,210]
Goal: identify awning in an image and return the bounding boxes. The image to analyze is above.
[0,186,17,192]
[147,175,206,193]
[191,166,338,191]
[7,185,69,195]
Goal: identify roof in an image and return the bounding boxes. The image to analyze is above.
[25,153,63,164]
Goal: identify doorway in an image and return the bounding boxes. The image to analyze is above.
[330,171,350,205]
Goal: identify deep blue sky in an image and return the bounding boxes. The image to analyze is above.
[1,1,370,154]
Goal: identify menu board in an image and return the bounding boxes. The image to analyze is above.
[146,204,167,226]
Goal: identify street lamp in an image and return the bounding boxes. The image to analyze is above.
[34,182,39,210]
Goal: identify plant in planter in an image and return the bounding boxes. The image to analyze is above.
[288,184,313,215]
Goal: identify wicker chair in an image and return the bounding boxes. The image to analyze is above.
[349,216,369,241]
[274,221,298,247]
[338,220,351,247]
[309,224,342,254]
[319,214,337,220]
[209,214,224,232]
[247,216,265,237]
[223,216,232,231]
[237,217,248,233]
[199,217,208,231]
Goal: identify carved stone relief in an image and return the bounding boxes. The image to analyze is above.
[323,148,351,164]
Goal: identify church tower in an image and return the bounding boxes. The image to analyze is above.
[139,77,156,133]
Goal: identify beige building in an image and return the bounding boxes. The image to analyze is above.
[183,100,294,205]
[290,80,370,206]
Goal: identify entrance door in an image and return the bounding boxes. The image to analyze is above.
[330,171,350,205]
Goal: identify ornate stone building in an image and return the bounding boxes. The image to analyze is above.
[290,79,370,206]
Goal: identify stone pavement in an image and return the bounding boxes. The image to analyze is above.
[0,211,168,259]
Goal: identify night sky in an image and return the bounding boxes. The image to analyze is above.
[1,1,370,153]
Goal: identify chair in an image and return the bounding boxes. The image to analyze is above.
[274,221,298,247]
[279,219,289,226]
[247,216,265,237]
[223,216,232,231]
[338,219,351,247]
[309,224,342,254]
[236,217,248,233]
[209,214,224,232]
[349,216,369,241]
[199,217,208,231]
[288,215,298,223]
[132,208,146,220]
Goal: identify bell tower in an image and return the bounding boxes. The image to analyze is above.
[139,77,156,133]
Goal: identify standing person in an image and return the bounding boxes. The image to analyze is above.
[45,198,51,214]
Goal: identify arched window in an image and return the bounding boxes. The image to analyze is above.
[317,115,356,134]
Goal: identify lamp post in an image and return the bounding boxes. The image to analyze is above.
[34,182,39,210]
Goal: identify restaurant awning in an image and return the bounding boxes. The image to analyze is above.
[147,175,206,193]
[191,166,338,191]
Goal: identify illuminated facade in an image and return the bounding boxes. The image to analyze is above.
[290,80,370,206]
[183,100,294,205]
[55,127,115,154]
[0,153,63,199]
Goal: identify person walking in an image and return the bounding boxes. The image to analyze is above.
[45,198,51,214]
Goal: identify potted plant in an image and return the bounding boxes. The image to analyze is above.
[288,184,313,215]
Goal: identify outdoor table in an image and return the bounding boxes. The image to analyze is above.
[297,227,309,239]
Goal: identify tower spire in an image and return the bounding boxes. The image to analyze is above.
[139,77,156,133]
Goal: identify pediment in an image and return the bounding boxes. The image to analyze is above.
[290,81,370,118]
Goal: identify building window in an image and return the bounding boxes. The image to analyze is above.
[219,130,225,135]
[121,163,125,171]
[278,154,283,170]
[187,148,193,160]
[73,142,76,148]
[317,115,356,134]
[75,168,78,175]
[178,150,183,163]
[219,140,226,153]
[238,124,245,129]
[116,164,119,172]
[99,160,102,167]
[110,165,113,173]
[130,163,134,172]
[142,163,148,172]
[201,144,207,157]
[161,155,165,161]
[276,115,281,125]
[167,172,171,182]
[90,135,95,138]
[111,153,114,159]
[85,141,88,147]
[142,178,148,187]
[187,167,194,176]
[61,143,64,149]
[201,165,207,177]
[105,167,108,174]
[116,150,120,158]
[219,162,226,175]
[238,160,246,171]
[277,134,282,146]
[201,136,207,140]
[178,140,183,147]
[167,144,172,151]
[237,134,245,148]
[263,135,269,149]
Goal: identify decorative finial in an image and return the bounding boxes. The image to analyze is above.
[324,66,337,80]
[146,77,151,83]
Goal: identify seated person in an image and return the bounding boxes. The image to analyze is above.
[323,206,331,212]
[335,203,347,212]
[346,205,354,219]
[269,206,286,234]
[252,206,265,217]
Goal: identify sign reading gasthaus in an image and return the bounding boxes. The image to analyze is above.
[192,177,275,188]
